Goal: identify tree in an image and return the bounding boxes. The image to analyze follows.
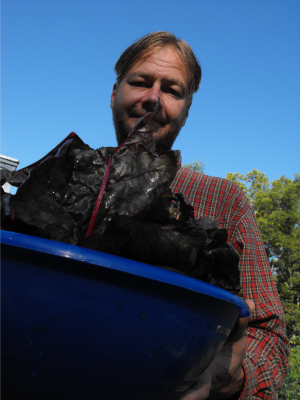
[226,171,300,340]
[255,175,300,340]
[182,159,204,173]
[226,169,269,205]
[226,171,300,396]
[226,170,300,397]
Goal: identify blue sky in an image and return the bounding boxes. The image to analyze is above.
[1,0,300,186]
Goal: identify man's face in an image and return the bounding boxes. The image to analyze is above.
[110,46,191,150]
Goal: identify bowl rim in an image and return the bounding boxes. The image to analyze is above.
[1,230,249,316]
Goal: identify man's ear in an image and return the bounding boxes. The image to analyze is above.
[110,82,118,109]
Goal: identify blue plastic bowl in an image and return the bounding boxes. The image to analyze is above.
[1,230,249,400]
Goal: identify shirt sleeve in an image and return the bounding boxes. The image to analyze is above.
[170,169,290,399]
[224,185,290,399]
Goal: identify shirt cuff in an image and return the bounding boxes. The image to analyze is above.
[239,357,258,399]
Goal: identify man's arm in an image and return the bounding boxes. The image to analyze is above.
[171,169,290,399]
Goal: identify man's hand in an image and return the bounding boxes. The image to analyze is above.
[179,299,255,400]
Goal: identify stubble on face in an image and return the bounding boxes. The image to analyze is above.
[112,90,189,151]
[112,101,133,145]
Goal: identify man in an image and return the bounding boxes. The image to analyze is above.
[110,32,289,399]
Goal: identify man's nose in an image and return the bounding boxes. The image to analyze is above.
[142,85,161,110]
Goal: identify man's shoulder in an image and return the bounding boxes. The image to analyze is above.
[171,167,251,222]
[172,167,242,194]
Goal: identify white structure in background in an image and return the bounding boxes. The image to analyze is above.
[0,155,20,193]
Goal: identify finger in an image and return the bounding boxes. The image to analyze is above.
[239,298,255,319]
[228,299,255,342]
[238,299,255,328]
[244,298,255,315]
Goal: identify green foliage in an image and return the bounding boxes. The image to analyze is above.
[182,159,204,174]
[226,169,269,205]
[226,171,300,337]
[278,341,300,399]
[226,170,300,398]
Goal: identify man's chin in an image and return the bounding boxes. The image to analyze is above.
[115,121,157,144]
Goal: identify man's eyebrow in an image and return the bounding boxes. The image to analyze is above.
[128,72,187,94]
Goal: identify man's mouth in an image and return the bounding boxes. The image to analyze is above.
[148,119,163,127]
[133,119,161,134]
[132,115,163,127]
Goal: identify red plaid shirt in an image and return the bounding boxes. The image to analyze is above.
[170,167,290,400]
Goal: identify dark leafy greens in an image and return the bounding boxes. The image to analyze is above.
[1,100,240,293]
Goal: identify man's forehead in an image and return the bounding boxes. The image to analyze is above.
[125,46,190,84]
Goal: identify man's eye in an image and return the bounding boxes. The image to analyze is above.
[165,88,182,98]
[130,81,147,87]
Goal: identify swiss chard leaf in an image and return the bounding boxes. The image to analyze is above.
[1,97,240,293]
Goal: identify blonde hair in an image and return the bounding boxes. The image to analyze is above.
[114,31,201,98]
